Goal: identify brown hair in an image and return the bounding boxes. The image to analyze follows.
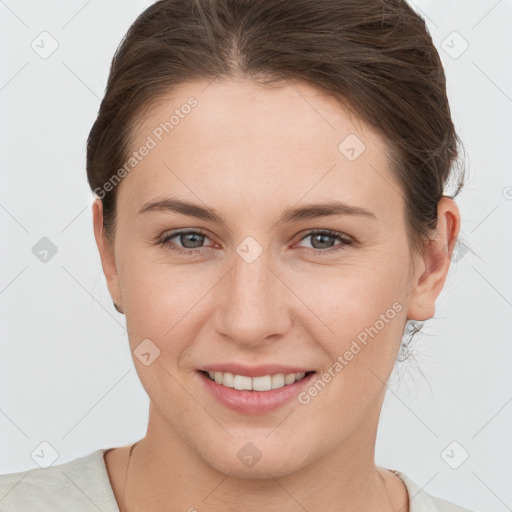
[86,0,465,257]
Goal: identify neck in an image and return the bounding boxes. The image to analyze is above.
[122,395,404,512]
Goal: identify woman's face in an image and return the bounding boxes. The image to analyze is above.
[94,78,449,478]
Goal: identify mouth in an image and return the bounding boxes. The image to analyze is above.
[197,367,318,415]
[198,370,316,391]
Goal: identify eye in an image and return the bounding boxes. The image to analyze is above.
[158,228,352,257]
[159,229,213,255]
[295,229,352,254]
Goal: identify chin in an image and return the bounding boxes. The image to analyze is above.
[206,451,307,480]
[193,433,316,480]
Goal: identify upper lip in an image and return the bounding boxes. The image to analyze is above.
[199,363,314,378]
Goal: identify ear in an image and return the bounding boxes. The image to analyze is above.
[92,199,122,307]
[407,196,461,321]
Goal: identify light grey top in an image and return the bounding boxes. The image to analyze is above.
[0,449,476,511]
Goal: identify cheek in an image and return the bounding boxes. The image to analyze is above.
[120,248,207,329]
[120,259,219,391]
[294,254,407,337]
[292,258,408,391]
[120,263,200,406]
[293,285,406,439]
[121,236,409,375]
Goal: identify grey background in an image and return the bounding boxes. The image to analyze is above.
[1,1,511,510]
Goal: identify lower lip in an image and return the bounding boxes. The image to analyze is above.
[197,371,316,415]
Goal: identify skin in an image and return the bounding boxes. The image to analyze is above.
[93,78,460,511]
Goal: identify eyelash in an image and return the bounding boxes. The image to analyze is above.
[158,228,352,256]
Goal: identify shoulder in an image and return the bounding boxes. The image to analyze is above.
[394,471,477,512]
[0,448,119,512]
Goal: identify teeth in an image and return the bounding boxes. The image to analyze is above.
[271,373,285,388]
[284,373,296,385]
[253,375,272,391]
[234,374,252,390]
[205,371,309,391]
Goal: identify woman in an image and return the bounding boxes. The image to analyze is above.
[0,0,475,510]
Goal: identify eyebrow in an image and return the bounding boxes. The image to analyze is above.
[138,197,376,224]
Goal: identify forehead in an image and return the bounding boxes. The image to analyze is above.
[118,78,401,224]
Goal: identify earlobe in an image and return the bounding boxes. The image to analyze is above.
[406,197,461,322]
[92,199,122,307]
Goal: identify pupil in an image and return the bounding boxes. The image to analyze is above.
[313,234,333,249]
[182,233,203,248]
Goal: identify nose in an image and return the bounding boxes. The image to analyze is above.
[213,248,294,349]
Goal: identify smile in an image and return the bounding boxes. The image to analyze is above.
[202,370,314,391]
